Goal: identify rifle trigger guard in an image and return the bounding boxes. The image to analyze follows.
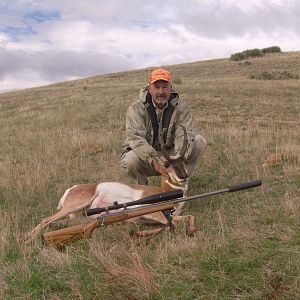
[101,218,105,226]
[162,209,175,233]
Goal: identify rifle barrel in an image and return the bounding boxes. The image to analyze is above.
[172,180,262,204]
[228,180,262,192]
[86,189,183,216]
[177,180,261,203]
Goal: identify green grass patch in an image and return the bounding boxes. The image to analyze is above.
[3,248,21,264]
[5,265,72,299]
[0,188,6,206]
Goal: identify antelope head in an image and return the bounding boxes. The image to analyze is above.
[158,125,189,191]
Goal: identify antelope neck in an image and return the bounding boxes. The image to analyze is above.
[161,176,187,193]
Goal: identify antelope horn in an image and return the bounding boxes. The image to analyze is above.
[179,125,188,158]
[159,129,171,160]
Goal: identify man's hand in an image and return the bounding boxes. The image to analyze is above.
[150,156,168,176]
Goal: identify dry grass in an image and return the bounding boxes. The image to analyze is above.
[0,51,299,299]
[91,241,158,298]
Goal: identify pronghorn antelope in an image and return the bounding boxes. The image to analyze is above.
[26,126,196,240]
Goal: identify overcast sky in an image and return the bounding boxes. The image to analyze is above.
[0,0,299,92]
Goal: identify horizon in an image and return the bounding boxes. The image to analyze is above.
[1,50,299,94]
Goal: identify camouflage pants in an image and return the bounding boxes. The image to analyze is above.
[121,134,207,185]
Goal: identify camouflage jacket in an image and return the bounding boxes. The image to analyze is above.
[122,87,196,161]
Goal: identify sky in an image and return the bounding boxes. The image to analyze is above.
[0,0,299,92]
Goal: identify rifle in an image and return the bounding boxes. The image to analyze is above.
[42,180,262,249]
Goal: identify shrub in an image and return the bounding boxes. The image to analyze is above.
[262,46,281,54]
[231,53,247,61]
[230,48,263,61]
[230,46,281,61]
[250,70,299,80]
[244,48,263,58]
[238,61,252,66]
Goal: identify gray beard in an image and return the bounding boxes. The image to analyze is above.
[154,98,167,109]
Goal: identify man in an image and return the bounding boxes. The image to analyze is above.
[121,68,207,185]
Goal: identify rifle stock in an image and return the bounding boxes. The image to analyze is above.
[43,220,101,249]
[43,201,175,249]
[42,180,262,249]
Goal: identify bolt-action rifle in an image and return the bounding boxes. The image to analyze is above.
[42,180,262,249]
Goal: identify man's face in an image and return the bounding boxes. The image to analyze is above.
[148,80,172,109]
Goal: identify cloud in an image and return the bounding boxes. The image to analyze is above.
[0,0,299,92]
[178,0,300,38]
[0,47,131,81]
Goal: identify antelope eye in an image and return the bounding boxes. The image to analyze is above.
[164,161,170,168]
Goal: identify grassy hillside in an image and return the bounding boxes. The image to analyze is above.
[0,51,299,299]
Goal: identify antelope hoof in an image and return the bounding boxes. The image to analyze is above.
[186,226,197,236]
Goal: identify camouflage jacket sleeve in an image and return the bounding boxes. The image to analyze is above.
[126,102,156,161]
[173,101,196,158]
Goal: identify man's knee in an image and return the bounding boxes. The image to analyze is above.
[187,134,207,161]
[121,150,141,174]
[121,150,152,185]
[185,134,207,175]
[195,134,207,153]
